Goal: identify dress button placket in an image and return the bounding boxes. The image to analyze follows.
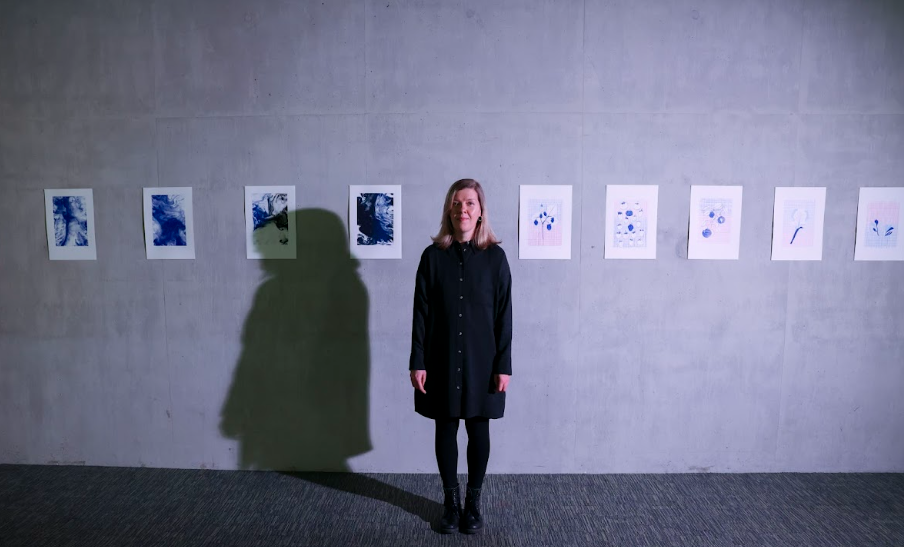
[457,256,464,391]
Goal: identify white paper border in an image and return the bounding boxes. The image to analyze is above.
[519,185,573,260]
[854,186,904,261]
[44,188,97,261]
[244,186,297,260]
[605,185,659,259]
[687,185,743,260]
[349,185,402,259]
[771,187,826,261]
[143,187,196,260]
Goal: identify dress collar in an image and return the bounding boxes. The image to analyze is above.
[451,240,481,253]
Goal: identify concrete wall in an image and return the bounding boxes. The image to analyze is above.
[1,0,902,473]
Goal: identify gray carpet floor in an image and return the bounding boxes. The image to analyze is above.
[0,465,902,546]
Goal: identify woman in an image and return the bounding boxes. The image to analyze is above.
[409,179,513,534]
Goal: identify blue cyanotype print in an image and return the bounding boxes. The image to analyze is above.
[53,196,89,247]
[356,193,394,245]
[252,193,289,245]
[152,195,187,246]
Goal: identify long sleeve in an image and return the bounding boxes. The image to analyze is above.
[409,249,430,371]
[492,252,513,375]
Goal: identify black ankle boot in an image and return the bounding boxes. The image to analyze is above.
[438,485,461,534]
[461,486,484,534]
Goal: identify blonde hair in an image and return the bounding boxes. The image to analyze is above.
[432,179,501,250]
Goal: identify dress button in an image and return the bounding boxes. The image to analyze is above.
[458,350,461,354]
[460,295,463,299]
[459,278,463,282]
[457,368,461,371]
[456,386,460,390]
[458,313,462,317]
[459,262,462,266]
[459,332,462,336]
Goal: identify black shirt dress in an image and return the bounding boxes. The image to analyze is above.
[409,241,513,419]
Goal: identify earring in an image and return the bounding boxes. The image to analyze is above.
[477,216,483,222]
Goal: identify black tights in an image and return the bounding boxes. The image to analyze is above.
[435,417,490,490]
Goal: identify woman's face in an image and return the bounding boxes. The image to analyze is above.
[450,188,482,237]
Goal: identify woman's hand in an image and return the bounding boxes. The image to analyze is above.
[410,370,426,394]
[494,374,510,392]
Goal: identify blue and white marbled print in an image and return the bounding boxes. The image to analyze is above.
[356,193,394,245]
[53,196,89,247]
[251,193,289,245]
[152,195,187,246]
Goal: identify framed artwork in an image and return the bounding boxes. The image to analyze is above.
[854,187,903,261]
[605,185,659,259]
[44,188,97,261]
[519,185,572,260]
[771,187,827,261]
[349,185,402,259]
[687,185,743,260]
[143,187,195,259]
[245,186,296,259]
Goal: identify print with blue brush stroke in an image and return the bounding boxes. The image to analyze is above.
[783,200,814,247]
[867,219,897,247]
[251,193,289,245]
[357,193,394,245]
[53,196,89,247]
[152,195,187,246]
[864,202,898,248]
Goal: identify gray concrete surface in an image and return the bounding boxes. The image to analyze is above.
[0,0,902,473]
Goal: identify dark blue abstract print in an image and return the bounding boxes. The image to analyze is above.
[356,193,394,245]
[53,196,89,247]
[251,193,289,245]
[152,195,187,246]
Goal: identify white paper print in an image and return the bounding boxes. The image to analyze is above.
[44,188,97,261]
[519,185,573,260]
[245,186,296,260]
[771,187,827,261]
[854,187,904,261]
[143,187,196,260]
[687,185,743,260]
[349,185,402,259]
[605,185,659,259]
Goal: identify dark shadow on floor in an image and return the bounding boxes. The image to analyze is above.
[284,472,440,524]
[219,207,440,524]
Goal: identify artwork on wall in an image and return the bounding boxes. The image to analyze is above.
[519,185,572,260]
[143,187,195,260]
[42,184,903,264]
[349,185,402,259]
[605,185,659,259]
[854,187,903,261]
[44,188,97,260]
[771,187,827,261]
[244,186,296,259]
[687,185,743,260]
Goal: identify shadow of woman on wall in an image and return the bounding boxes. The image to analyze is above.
[219,208,437,523]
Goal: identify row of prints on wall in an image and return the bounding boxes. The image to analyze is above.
[43,185,903,262]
